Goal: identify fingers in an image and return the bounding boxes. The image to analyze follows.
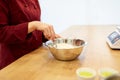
[55,34,61,38]
[49,25,55,40]
[34,21,60,40]
[42,24,56,40]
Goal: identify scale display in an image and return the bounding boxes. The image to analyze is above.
[107,26,120,49]
[108,31,120,44]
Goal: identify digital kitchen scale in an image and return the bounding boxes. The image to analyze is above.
[106,26,120,49]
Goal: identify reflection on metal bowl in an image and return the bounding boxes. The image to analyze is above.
[45,38,87,61]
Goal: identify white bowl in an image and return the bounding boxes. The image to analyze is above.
[98,68,119,80]
[76,67,96,80]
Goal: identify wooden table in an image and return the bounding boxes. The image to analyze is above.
[0,25,120,80]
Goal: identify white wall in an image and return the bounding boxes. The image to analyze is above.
[39,0,120,33]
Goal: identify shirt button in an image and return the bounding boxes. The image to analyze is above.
[34,6,37,9]
[24,4,28,7]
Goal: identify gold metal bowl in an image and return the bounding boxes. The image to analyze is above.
[45,38,86,61]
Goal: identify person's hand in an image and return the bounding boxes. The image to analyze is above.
[55,34,61,38]
[28,21,60,40]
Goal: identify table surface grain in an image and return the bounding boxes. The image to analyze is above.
[0,25,120,80]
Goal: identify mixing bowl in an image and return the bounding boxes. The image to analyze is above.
[45,38,86,61]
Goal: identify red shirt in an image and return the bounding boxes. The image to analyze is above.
[0,0,47,69]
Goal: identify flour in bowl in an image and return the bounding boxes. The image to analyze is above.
[54,43,75,49]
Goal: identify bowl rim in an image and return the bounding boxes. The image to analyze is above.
[45,38,87,49]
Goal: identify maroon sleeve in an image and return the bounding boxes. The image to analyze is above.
[42,33,48,42]
[0,23,28,44]
[0,1,28,44]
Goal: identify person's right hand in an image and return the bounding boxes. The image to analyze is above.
[28,21,60,40]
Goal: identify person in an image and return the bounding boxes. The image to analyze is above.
[0,0,60,69]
